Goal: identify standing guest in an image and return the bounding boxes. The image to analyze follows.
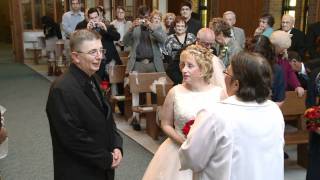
[254,13,274,38]
[164,16,196,84]
[76,8,122,80]
[210,17,242,67]
[223,11,246,48]
[281,14,306,58]
[306,21,320,59]
[196,28,227,93]
[42,16,62,40]
[247,35,286,106]
[180,1,201,36]
[123,5,166,130]
[46,29,123,180]
[162,13,176,35]
[179,52,284,180]
[61,0,84,39]
[96,5,109,24]
[143,45,226,180]
[111,6,132,51]
[269,30,305,97]
[41,16,62,55]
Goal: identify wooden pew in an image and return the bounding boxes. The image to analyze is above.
[129,72,172,140]
[108,65,132,119]
[280,91,309,168]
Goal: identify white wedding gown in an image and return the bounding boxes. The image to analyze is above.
[143,85,223,180]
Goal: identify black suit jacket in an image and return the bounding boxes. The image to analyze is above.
[46,64,123,180]
[289,28,306,58]
[306,22,320,59]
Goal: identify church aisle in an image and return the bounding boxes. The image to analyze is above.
[0,58,152,180]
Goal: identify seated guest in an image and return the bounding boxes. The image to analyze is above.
[162,13,176,35]
[164,16,196,84]
[180,1,201,36]
[281,14,306,58]
[210,17,242,67]
[288,51,320,107]
[111,6,132,52]
[123,6,166,130]
[223,11,246,48]
[248,35,286,106]
[254,13,274,38]
[306,21,320,59]
[179,52,284,180]
[269,30,305,97]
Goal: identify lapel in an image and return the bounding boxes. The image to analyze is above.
[69,64,106,114]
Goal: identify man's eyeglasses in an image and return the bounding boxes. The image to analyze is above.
[223,70,233,78]
[197,38,213,48]
[76,49,106,57]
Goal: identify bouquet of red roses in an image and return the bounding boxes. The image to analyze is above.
[304,106,320,132]
[182,119,195,137]
[99,80,110,97]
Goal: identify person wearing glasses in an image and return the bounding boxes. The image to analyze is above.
[179,52,284,180]
[76,7,121,80]
[46,29,123,180]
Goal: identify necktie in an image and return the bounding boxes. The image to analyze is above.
[90,80,103,106]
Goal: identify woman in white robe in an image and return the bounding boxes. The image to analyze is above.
[179,52,285,180]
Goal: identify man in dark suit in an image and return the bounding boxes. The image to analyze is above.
[281,14,306,58]
[288,51,320,107]
[306,21,320,59]
[46,29,123,180]
[180,1,201,36]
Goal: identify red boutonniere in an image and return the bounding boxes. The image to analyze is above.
[182,119,195,137]
[100,80,110,97]
[304,106,320,132]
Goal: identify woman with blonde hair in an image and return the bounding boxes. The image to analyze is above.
[143,44,226,180]
[163,12,176,34]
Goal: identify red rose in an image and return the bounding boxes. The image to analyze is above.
[182,119,195,137]
[100,80,109,90]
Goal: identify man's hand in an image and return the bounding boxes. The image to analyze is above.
[111,148,122,169]
[295,86,305,97]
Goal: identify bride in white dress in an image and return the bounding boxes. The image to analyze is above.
[143,45,226,180]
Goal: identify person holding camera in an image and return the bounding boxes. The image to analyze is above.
[76,7,122,80]
[123,5,166,130]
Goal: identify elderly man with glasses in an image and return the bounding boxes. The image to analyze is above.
[281,14,306,58]
[46,29,123,180]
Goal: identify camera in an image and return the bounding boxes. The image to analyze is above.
[91,22,102,33]
[139,19,146,24]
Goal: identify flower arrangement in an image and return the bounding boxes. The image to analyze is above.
[99,80,110,97]
[182,119,195,137]
[304,106,320,132]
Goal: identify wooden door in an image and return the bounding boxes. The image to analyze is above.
[210,0,265,38]
[9,0,24,62]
